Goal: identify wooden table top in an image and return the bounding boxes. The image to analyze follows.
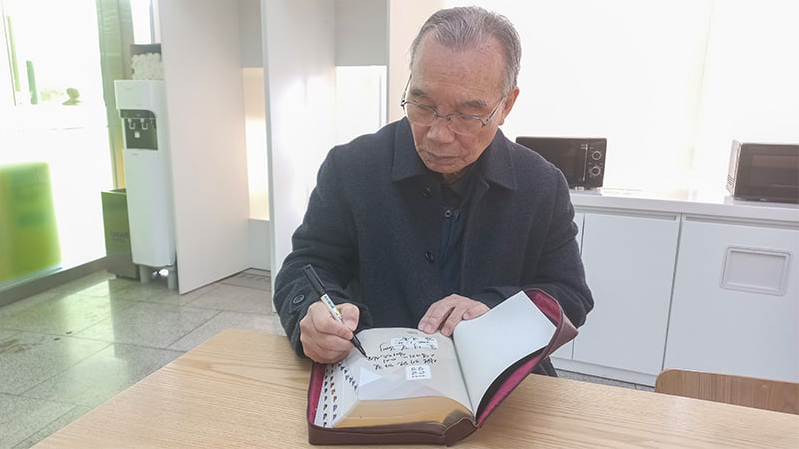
[35,329,799,448]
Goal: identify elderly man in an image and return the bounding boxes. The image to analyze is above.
[274,6,593,375]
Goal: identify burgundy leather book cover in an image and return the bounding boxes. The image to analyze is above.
[306,288,577,446]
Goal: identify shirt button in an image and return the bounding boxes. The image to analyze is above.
[291,294,305,304]
[444,208,453,219]
[422,187,432,198]
[424,251,435,263]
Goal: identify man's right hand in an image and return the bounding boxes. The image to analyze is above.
[299,301,361,363]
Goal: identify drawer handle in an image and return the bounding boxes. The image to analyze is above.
[720,247,792,296]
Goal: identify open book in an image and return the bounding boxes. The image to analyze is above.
[306,289,578,445]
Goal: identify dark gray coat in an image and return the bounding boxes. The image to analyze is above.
[274,118,593,358]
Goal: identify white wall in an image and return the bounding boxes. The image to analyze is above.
[335,0,387,66]
[159,0,250,293]
[387,0,444,123]
[243,67,269,222]
[263,0,337,275]
[442,0,712,191]
[240,0,271,285]
[692,0,799,194]
[437,0,798,193]
[239,0,263,68]
[335,66,387,145]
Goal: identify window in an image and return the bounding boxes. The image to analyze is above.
[1,0,112,283]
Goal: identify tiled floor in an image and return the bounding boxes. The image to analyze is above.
[0,269,281,449]
[1,269,651,448]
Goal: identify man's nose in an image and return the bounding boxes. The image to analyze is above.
[426,116,456,142]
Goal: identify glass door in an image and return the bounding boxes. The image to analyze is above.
[1,0,113,286]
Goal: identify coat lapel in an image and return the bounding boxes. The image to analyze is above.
[387,121,522,295]
[460,130,520,292]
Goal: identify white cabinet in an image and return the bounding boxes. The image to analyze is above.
[574,212,585,252]
[664,218,799,382]
[570,211,680,376]
[558,191,799,385]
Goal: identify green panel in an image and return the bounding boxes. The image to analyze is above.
[0,162,61,282]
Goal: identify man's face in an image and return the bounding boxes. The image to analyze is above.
[407,33,519,182]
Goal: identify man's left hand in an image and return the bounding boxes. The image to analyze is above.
[417,294,490,336]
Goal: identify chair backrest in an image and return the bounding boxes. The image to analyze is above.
[655,368,799,415]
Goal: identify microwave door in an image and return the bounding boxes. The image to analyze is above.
[733,143,799,203]
[748,153,799,201]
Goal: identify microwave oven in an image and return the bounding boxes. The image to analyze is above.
[726,140,799,204]
[515,137,606,189]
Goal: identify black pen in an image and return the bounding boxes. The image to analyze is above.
[301,264,367,357]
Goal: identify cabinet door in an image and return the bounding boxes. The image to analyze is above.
[665,218,799,382]
[551,212,585,360]
[572,212,680,375]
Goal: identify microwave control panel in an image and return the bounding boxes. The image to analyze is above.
[516,137,607,189]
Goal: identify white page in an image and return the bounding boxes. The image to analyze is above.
[452,291,556,412]
[353,329,466,403]
[318,328,474,427]
[314,360,359,427]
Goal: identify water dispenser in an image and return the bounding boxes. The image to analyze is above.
[114,80,177,289]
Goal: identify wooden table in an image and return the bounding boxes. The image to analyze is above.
[35,329,799,448]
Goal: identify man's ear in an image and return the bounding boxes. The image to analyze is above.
[497,87,520,126]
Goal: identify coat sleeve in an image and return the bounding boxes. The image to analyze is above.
[526,178,593,327]
[272,150,374,358]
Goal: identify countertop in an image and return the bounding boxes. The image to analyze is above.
[570,187,799,224]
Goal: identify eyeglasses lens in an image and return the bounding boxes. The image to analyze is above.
[403,103,482,135]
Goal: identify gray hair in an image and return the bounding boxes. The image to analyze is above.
[409,6,521,96]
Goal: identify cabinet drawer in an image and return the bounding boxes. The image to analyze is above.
[572,212,679,375]
[664,218,799,382]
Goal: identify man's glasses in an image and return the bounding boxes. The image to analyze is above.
[400,85,505,136]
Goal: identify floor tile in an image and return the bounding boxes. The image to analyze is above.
[57,274,139,299]
[0,289,73,320]
[73,302,220,348]
[0,394,76,449]
[22,343,184,409]
[0,294,137,336]
[184,283,274,314]
[0,332,109,395]
[168,311,285,352]
[96,279,213,307]
[12,403,94,449]
[49,271,119,295]
[218,269,271,291]
[101,281,186,303]
[0,328,20,340]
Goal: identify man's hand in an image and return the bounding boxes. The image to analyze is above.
[299,301,360,363]
[417,294,490,337]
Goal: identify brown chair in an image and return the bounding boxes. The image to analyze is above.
[655,368,799,415]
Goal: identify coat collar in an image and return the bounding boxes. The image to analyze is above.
[391,118,517,191]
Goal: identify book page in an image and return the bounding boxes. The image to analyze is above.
[452,290,556,412]
[314,361,357,427]
[314,328,473,428]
